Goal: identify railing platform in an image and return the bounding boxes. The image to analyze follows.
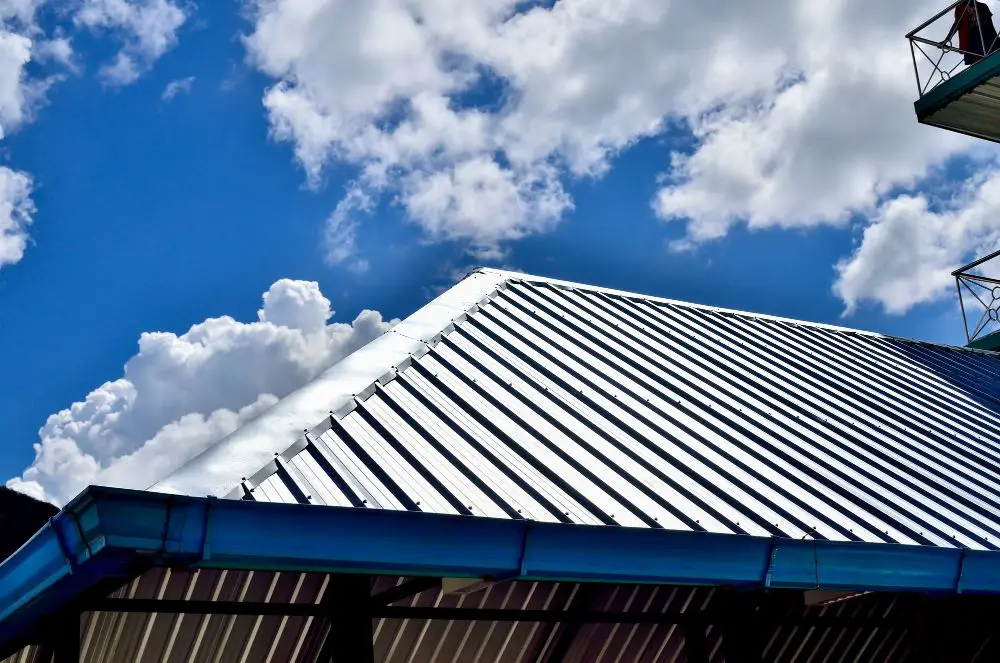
[909,1,1000,142]
[953,248,1000,348]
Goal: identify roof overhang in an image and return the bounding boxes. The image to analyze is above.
[4,486,1000,655]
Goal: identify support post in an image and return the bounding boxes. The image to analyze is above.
[720,592,777,663]
[683,619,710,663]
[913,598,937,663]
[317,574,374,663]
[49,611,81,663]
[538,584,598,663]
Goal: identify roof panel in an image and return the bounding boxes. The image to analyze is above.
[214,271,1000,557]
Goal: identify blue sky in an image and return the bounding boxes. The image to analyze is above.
[1,0,996,503]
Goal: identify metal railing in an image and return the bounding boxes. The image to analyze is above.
[953,248,1000,343]
[907,0,1000,98]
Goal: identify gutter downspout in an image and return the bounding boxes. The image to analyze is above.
[0,495,103,625]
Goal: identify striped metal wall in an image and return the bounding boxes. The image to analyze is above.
[0,569,925,663]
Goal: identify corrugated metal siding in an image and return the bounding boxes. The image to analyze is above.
[367,578,712,663]
[79,569,330,663]
[0,647,52,663]
[0,571,713,663]
[236,276,1000,552]
[0,572,930,663]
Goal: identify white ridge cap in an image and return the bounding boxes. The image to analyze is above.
[150,269,509,498]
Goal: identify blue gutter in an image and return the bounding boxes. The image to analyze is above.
[3,486,1000,650]
[914,47,1000,119]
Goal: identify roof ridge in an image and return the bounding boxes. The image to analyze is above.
[478,267,990,355]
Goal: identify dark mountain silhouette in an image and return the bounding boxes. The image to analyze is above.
[0,486,58,563]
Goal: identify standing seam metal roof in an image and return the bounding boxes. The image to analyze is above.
[213,270,1000,552]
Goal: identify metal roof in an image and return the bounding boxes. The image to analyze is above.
[6,270,1000,662]
[917,70,1000,144]
[181,268,1000,553]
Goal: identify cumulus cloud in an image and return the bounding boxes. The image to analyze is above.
[75,0,187,85]
[0,29,35,135]
[8,279,395,505]
[401,157,572,259]
[834,166,1000,315]
[0,0,45,26]
[161,74,193,100]
[243,0,576,258]
[244,0,993,310]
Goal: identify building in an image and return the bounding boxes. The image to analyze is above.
[2,268,1000,662]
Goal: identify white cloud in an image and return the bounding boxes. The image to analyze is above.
[243,0,573,257]
[75,0,187,86]
[0,12,43,271]
[98,51,140,85]
[401,157,571,259]
[322,185,368,266]
[0,0,188,272]
[834,165,1000,315]
[8,279,395,505]
[161,74,193,100]
[245,0,993,310]
[654,4,965,249]
[0,166,34,267]
[0,0,45,25]
[0,27,35,137]
[9,396,281,505]
[32,37,77,75]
